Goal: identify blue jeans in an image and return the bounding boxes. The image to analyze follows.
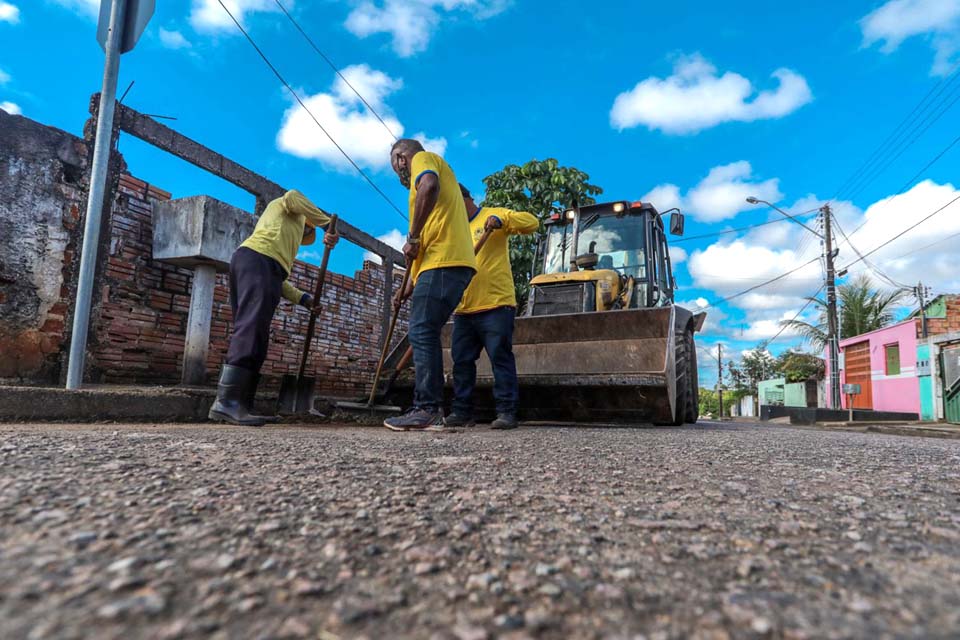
[409,267,474,412]
[451,306,519,416]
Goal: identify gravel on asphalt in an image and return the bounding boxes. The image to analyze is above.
[2,421,960,639]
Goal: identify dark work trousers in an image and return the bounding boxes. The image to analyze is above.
[408,266,474,412]
[451,306,519,416]
[226,247,286,373]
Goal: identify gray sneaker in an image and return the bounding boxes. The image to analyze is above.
[443,412,475,428]
[491,413,518,430]
[384,407,443,431]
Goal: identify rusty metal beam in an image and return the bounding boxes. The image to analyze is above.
[103,97,405,266]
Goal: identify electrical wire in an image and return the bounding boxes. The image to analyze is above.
[832,66,960,201]
[272,0,399,141]
[214,0,408,221]
[762,284,826,347]
[839,192,960,271]
[700,256,822,311]
[673,210,819,244]
[831,215,909,290]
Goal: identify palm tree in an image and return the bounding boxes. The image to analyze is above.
[780,274,906,350]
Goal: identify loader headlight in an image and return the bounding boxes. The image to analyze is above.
[565,209,576,220]
[612,202,626,213]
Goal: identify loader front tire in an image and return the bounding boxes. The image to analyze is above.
[672,329,695,426]
[685,331,700,424]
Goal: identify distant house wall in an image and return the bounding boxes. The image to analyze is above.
[839,320,920,415]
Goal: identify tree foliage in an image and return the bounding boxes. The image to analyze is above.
[481,159,603,306]
[775,350,825,383]
[780,274,906,350]
[726,348,777,395]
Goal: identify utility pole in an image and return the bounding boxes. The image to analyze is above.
[916,281,929,339]
[821,204,841,410]
[717,344,724,419]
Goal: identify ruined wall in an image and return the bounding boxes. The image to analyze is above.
[0,110,87,382]
[1,112,407,396]
[921,296,960,338]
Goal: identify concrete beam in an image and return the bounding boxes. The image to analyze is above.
[105,99,405,266]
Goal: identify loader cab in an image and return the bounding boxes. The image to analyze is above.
[528,200,683,316]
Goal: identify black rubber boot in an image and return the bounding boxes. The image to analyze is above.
[247,373,280,424]
[208,365,266,426]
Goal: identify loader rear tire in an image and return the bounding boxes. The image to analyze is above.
[671,329,695,426]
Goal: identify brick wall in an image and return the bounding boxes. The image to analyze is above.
[86,175,408,396]
[921,295,960,338]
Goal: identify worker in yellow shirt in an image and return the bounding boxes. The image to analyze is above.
[208,190,339,426]
[445,184,538,430]
[385,139,476,431]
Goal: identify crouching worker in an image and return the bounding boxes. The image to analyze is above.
[208,190,339,426]
[446,184,538,430]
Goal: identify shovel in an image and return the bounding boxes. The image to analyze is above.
[277,214,338,415]
[338,226,495,412]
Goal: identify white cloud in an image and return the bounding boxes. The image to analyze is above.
[413,131,448,157]
[50,0,98,15]
[0,68,9,84]
[277,64,446,171]
[0,100,22,115]
[159,28,191,49]
[860,0,960,76]
[364,228,406,264]
[0,2,20,23]
[670,246,688,264]
[610,53,813,134]
[345,0,509,57]
[190,0,281,32]
[643,161,782,223]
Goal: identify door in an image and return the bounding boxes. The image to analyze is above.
[844,341,873,410]
[941,343,960,424]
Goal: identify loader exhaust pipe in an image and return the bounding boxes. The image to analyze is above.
[568,198,581,272]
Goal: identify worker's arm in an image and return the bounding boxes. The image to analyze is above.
[402,153,441,263]
[491,209,539,235]
[281,280,314,308]
[282,190,331,229]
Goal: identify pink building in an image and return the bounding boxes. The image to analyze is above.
[832,319,920,413]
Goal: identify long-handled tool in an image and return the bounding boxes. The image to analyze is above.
[338,226,496,412]
[277,214,338,415]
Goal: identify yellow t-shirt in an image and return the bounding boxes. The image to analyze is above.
[408,151,477,282]
[457,207,539,314]
[240,190,331,303]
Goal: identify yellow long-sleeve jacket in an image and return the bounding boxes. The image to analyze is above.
[240,190,331,303]
[456,206,539,314]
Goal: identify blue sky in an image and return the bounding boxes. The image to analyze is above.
[3,0,960,385]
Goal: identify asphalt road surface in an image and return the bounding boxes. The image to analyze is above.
[2,420,959,640]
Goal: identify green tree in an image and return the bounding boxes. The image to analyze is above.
[481,159,603,306]
[779,274,906,350]
[726,347,776,396]
[775,350,825,383]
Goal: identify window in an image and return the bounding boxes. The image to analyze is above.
[885,343,901,375]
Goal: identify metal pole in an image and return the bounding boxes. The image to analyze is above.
[66,0,128,390]
[822,204,841,410]
[917,281,928,339]
[717,344,723,419]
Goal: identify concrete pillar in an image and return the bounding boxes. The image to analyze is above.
[182,264,216,386]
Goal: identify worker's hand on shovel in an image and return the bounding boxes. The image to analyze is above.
[323,228,340,249]
[300,293,321,315]
[392,282,412,313]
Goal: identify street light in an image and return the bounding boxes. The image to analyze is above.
[746,196,842,411]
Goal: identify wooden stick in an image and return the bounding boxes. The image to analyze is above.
[297,214,338,380]
[368,265,411,407]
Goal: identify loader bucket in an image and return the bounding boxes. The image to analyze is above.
[440,306,678,424]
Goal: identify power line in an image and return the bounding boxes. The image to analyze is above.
[701,256,822,311]
[832,66,960,202]
[840,192,960,271]
[214,0,408,221]
[879,228,960,263]
[836,129,960,244]
[272,0,399,141]
[673,210,819,244]
[762,284,825,347]
[831,214,908,290]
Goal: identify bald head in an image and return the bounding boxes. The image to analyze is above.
[390,138,424,188]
